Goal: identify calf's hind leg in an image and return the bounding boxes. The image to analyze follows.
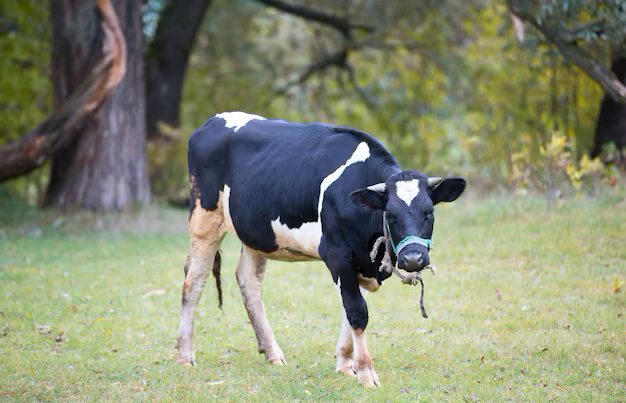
[176,203,225,364]
[236,245,285,364]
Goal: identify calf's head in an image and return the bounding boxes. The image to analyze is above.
[351,171,466,272]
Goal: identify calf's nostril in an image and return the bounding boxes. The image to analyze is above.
[401,252,423,267]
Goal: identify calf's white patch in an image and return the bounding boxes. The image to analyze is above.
[270,217,321,259]
[216,111,266,132]
[222,185,237,236]
[268,141,371,260]
[396,179,420,206]
[318,142,371,215]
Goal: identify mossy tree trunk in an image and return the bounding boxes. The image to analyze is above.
[45,0,150,210]
[592,49,626,161]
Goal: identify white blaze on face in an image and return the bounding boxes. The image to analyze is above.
[268,141,370,259]
[396,179,420,206]
[215,111,266,132]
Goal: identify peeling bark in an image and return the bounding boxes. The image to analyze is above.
[44,0,150,210]
[0,0,126,183]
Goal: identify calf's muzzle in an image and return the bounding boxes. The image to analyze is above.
[398,247,430,272]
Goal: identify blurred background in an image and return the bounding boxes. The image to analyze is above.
[1,0,625,211]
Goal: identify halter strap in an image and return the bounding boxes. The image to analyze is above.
[383,213,432,256]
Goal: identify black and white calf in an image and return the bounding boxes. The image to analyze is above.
[176,112,466,386]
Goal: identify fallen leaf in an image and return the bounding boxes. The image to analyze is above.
[35,323,51,334]
[142,289,166,298]
[206,380,225,386]
[0,323,10,336]
[597,327,607,334]
[54,330,68,342]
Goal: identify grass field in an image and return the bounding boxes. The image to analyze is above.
[0,193,624,402]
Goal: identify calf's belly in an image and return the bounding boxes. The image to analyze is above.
[263,217,322,261]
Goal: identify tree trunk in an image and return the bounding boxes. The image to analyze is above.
[145,0,212,138]
[591,53,626,161]
[45,0,150,210]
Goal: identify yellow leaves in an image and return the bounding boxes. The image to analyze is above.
[566,163,583,190]
[614,278,624,293]
[539,130,569,159]
[579,154,604,174]
[566,154,604,190]
[512,128,610,193]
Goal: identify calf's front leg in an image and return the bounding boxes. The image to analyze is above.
[337,272,380,387]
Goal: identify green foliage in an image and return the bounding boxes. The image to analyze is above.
[0,1,51,205]
[147,123,189,202]
[177,0,606,193]
[0,1,51,143]
[522,0,626,50]
[512,129,611,202]
[1,195,624,401]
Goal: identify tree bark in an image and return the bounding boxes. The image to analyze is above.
[507,0,626,105]
[45,0,150,210]
[0,0,126,183]
[592,54,626,159]
[145,0,212,138]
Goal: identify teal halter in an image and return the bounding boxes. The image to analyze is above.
[384,215,433,256]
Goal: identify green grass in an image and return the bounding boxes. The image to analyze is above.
[0,193,624,402]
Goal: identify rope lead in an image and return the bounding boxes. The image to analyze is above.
[370,212,433,319]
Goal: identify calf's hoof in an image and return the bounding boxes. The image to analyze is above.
[175,337,195,365]
[262,346,286,365]
[357,367,380,387]
[336,364,356,376]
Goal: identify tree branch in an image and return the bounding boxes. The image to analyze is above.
[258,0,378,106]
[559,19,607,43]
[255,0,374,39]
[0,0,126,183]
[507,0,626,104]
[274,48,349,97]
[345,62,377,110]
[145,0,212,138]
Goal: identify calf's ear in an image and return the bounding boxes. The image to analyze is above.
[430,177,466,205]
[350,186,386,211]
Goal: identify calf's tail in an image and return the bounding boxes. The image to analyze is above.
[213,250,223,309]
